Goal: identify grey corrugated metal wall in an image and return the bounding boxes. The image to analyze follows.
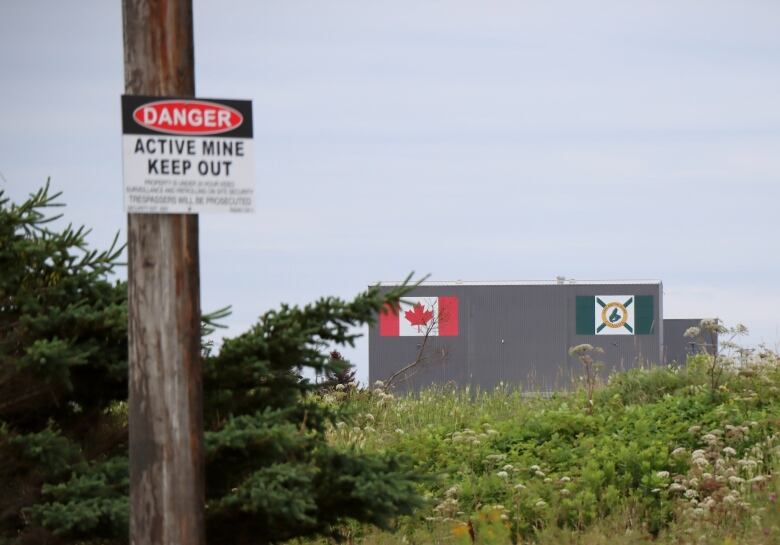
[368,282,662,392]
[663,318,715,364]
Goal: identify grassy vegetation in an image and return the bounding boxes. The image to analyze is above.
[305,351,780,544]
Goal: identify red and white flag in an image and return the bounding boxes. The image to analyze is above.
[379,296,458,337]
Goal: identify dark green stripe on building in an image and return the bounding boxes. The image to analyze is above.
[575,296,595,334]
[634,295,654,334]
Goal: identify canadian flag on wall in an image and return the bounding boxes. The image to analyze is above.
[379,296,459,336]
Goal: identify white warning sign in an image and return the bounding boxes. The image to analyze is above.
[121,95,254,214]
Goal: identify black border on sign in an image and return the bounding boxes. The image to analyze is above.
[121,95,253,138]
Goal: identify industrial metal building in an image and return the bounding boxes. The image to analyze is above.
[368,280,707,391]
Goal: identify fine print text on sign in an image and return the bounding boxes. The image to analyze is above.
[121,95,254,214]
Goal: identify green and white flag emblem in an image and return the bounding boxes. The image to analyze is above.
[576,295,654,335]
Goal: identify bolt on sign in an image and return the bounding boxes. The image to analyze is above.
[121,96,254,213]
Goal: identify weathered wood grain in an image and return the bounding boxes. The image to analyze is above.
[123,2,204,544]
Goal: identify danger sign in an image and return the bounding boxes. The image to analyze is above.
[121,95,254,214]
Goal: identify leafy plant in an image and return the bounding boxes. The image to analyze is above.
[320,350,357,393]
[568,343,604,413]
[684,318,748,396]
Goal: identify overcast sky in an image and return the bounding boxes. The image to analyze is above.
[2,1,779,383]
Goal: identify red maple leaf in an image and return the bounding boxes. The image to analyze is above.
[404,303,434,332]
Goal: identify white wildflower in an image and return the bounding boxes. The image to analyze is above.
[723,447,737,456]
[497,471,509,480]
[656,471,670,479]
[738,459,758,470]
[701,433,718,445]
[485,454,507,462]
[693,457,709,468]
[534,500,547,508]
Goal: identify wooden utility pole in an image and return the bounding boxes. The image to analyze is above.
[122,2,205,545]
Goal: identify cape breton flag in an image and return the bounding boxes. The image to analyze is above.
[576,295,654,335]
[379,296,459,337]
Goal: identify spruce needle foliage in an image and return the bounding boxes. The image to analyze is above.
[0,181,127,545]
[0,182,422,545]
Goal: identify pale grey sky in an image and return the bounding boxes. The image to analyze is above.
[2,1,779,382]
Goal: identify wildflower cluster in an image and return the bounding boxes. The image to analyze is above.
[327,412,380,448]
[429,485,463,522]
[371,380,396,406]
[667,423,776,528]
[446,423,500,450]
